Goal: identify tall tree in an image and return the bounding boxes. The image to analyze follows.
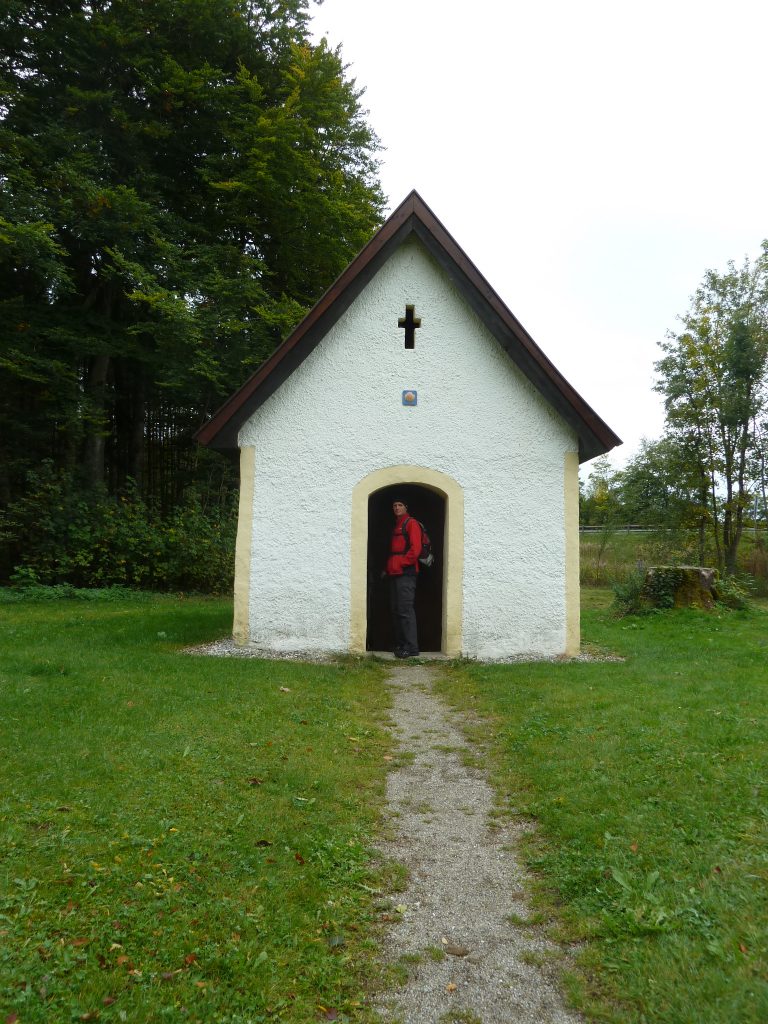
[580,455,621,525]
[655,258,768,574]
[0,0,384,506]
[615,436,711,560]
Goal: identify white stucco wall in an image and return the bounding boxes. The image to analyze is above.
[238,237,578,658]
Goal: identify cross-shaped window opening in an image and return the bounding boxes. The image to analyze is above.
[398,305,421,349]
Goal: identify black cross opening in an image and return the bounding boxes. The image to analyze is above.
[398,304,421,349]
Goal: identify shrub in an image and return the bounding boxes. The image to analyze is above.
[0,462,236,592]
[611,571,650,617]
[713,573,751,610]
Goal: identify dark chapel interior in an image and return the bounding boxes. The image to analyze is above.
[366,484,445,652]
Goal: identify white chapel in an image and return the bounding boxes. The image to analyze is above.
[197,192,620,659]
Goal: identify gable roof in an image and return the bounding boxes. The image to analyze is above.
[195,190,621,461]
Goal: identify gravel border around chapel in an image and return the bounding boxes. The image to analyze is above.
[182,638,624,663]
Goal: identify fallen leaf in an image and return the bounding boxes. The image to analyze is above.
[102,996,116,1006]
[6,1014,19,1024]
[322,1011,339,1021]
[739,943,748,954]
[183,953,198,965]
[444,943,470,957]
[247,778,264,786]
[383,755,394,761]
[279,686,291,692]
[394,904,407,914]
[70,937,91,947]
[446,982,457,993]
[630,842,639,853]
[80,1013,100,1021]
[294,852,305,865]
[194,980,207,988]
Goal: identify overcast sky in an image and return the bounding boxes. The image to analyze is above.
[310,0,768,471]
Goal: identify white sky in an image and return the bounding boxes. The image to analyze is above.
[310,0,768,471]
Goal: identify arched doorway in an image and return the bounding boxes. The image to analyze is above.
[366,485,446,652]
[349,466,464,657]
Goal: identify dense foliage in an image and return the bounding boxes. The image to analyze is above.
[0,0,384,586]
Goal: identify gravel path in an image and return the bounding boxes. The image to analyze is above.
[374,665,583,1024]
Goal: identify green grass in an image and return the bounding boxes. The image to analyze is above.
[580,527,768,594]
[439,592,768,1023]
[0,594,391,1023]
[5,589,768,1023]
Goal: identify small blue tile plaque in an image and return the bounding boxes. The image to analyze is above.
[402,390,417,406]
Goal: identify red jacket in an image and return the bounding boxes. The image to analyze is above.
[387,515,422,576]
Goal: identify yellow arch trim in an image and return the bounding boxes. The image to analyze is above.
[350,466,464,656]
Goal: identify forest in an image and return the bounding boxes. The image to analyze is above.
[0,0,383,588]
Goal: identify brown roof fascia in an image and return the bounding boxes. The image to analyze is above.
[196,190,621,461]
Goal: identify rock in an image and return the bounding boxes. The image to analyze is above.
[644,566,717,609]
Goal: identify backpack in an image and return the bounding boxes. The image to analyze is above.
[401,516,434,568]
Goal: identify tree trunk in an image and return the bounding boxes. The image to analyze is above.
[708,470,723,573]
[697,515,707,567]
[128,375,146,488]
[82,353,110,489]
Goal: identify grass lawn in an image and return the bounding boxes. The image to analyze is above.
[439,591,768,1023]
[580,528,768,595]
[0,594,391,1024]
[3,590,767,1023]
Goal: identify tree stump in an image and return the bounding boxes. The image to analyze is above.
[644,566,717,609]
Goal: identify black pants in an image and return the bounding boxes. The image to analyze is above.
[389,574,418,654]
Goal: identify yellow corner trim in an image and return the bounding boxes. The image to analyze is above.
[564,450,580,656]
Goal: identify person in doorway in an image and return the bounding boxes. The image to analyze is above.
[386,499,422,658]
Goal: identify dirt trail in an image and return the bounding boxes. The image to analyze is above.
[374,664,583,1024]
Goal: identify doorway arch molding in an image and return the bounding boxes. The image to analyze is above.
[350,465,464,656]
